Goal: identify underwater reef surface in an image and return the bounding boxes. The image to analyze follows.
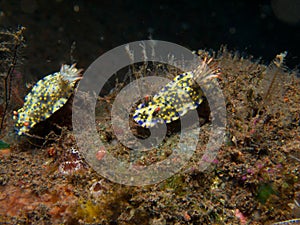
[0,45,299,224]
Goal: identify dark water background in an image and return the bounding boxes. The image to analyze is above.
[0,0,299,79]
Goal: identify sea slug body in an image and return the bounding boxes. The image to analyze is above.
[133,71,204,128]
[13,64,82,135]
[133,57,219,128]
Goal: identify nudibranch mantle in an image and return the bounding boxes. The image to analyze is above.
[133,71,204,128]
[133,57,220,128]
[13,64,82,135]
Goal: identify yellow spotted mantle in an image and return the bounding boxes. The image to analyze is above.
[13,64,82,135]
[133,71,204,128]
[133,57,219,128]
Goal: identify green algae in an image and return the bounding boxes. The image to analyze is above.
[0,140,9,149]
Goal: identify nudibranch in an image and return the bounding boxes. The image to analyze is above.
[13,64,83,135]
[133,57,220,128]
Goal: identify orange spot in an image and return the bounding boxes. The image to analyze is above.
[48,206,61,217]
[154,107,160,113]
[13,111,18,116]
[144,95,149,102]
[47,147,56,157]
[23,121,30,127]
[183,211,191,221]
[0,148,11,158]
